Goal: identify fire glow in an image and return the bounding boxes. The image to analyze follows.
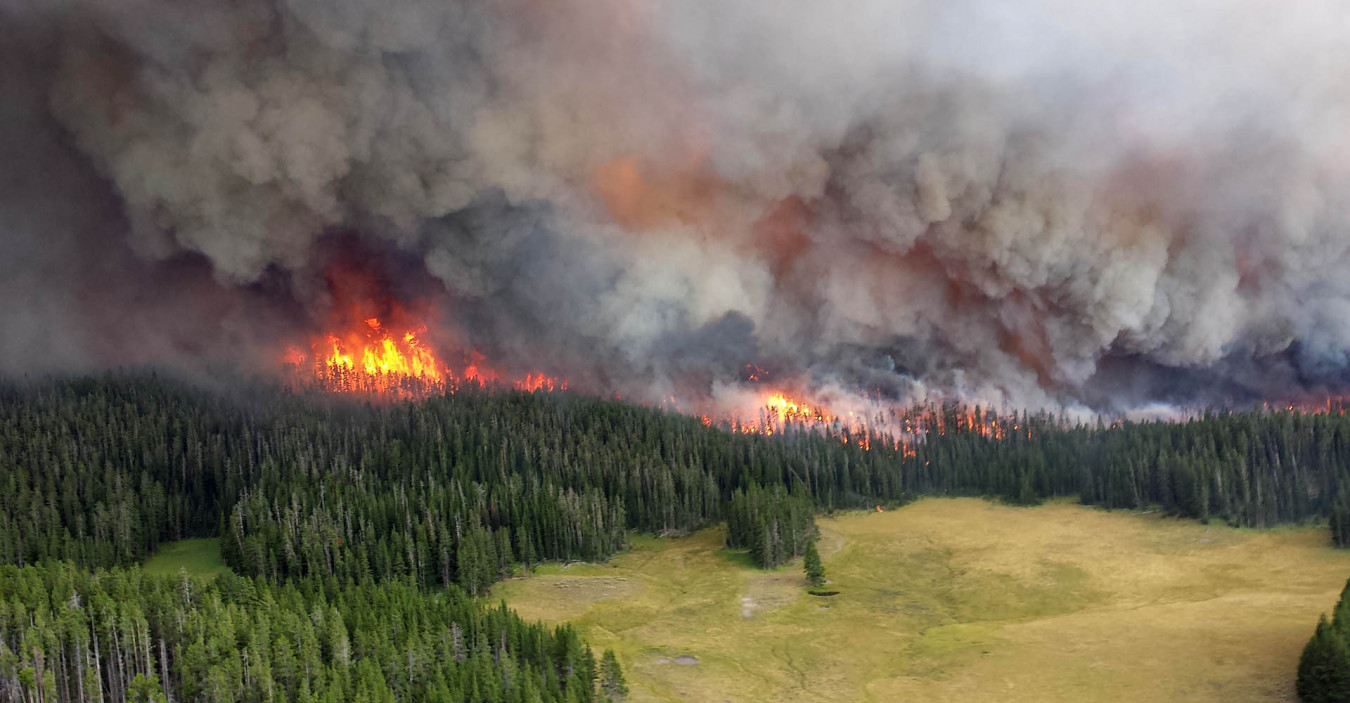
[706,389,895,452]
[324,317,443,382]
[708,389,1044,457]
[287,316,565,396]
[279,286,1013,457]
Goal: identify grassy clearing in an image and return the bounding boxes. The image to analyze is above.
[494,498,1350,703]
[142,538,231,579]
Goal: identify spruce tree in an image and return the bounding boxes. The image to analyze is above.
[803,539,825,588]
[1335,581,1350,634]
[1297,615,1350,703]
[599,649,628,701]
[516,525,537,573]
[128,674,169,703]
[1336,500,1350,549]
[750,519,769,568]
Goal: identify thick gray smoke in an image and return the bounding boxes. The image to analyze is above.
[4,0,1350,410]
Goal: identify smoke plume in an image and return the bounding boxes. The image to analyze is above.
[4,0,1350,410]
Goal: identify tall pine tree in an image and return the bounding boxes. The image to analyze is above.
[803,540,826,588]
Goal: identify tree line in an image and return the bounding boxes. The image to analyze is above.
[4,376,1350,584]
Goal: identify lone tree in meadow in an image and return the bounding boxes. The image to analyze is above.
[804,539,826,588]
[600,649,629,701]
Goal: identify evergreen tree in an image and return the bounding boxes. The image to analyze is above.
[1333,500,1350,549]
[1297,615,1350,703]
[127,674,169,703]
[803,540,826,588]
[598,650,627,701]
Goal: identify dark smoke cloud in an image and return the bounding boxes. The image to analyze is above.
[4,0,1350,411]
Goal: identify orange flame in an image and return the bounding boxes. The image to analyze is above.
[290,316,566,397]
[323,317,444,382]
[763,392,833,424]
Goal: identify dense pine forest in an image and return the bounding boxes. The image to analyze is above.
[0,562,607,703]
[5,375,1349,575]
[4,374,1350,699]
[725,483,816,568]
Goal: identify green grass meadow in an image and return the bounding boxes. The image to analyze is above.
[142,538,232,579]
[496,498,1350,703]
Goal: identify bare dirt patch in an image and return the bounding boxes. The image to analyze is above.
[740,572,802,618]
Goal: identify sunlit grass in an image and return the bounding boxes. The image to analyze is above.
[495,498,1350,702]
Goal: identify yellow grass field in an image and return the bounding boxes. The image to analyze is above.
[494,498,1350,702]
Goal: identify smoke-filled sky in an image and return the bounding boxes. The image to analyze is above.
[4,0,1350,410]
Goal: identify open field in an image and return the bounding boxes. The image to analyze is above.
[142,538,232,578]
[495,498,1350,702]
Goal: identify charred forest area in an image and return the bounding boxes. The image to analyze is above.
[3,375,1350,701]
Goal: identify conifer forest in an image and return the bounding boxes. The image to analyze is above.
[3,375,1350,700]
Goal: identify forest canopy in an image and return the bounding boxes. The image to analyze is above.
[2,374,1350,699]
